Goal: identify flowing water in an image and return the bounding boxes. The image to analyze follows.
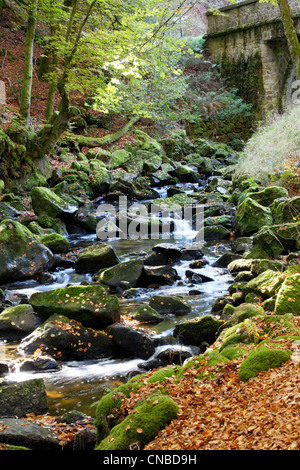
[0,181,233,417]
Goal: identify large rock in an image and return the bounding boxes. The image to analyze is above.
[246,270,286,300]
[0,417,60,450]
[29,284,120,329]
[246,186,289,207]
[30,186,77,219]
[0,304,43,338]
[96,394,178,451]
[97,259,144,289]
[275,273,300,315]
[271,196,300,224]
[105,324,160,359]
[0,378,49,418]
[19,314,116,361]
[75,244,119,274]
[173,315,223,348]
[234,197,273,236]
[149,295,191,316]
[0,219,54,283]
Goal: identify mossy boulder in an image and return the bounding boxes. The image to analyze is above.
[271,196,300,224]
[0,378,49,419]
[0,219,54,283]
[30,187,77,219]
[149,295,191,316]
[173,315,223,348]
[246,186,289,207]
[199,224,231,241]
[29,284,120,329]
[246,270,286,300]
[274,273,300,315]
[234,197,273,236]
[19,314,115,361]
[222,303,264,328]
[39,232,70,254]
[249,227,284,259]
[130,304,163,324]
[0,304,43,338]
[75,244,119,274]
[219,319,260,351]
[97,259,144,289]
[96,393,178,450]
[238,348,291,382]
[105,324,159,359]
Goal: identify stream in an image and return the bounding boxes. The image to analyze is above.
[0,180,233,418]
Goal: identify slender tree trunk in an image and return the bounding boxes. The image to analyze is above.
[18,0,39,126]
[277,0,300,80]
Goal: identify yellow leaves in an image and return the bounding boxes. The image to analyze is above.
[136,428,143,434]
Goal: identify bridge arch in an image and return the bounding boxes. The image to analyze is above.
[205,0,300,117]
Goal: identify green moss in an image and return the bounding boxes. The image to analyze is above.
[39,232,70,254]
[275,274,300,315]
[96,394,178,450]
[238,348,291,382]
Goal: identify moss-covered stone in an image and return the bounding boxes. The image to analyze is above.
[30,186,77,218]
[235,197,273,236]
[97,259,144,288]
[246,186,289,207]
[95,393,178,450]
[219,319,260,351]
[149,295,191,316]
[130,304,163,324]
[271,196,300,224]
[19,314,115,361]
[274,273,300,315]
[39,232,70,254]
[249,227,284,258]
[0,219,54,283]
[173,315,223,348]
[75,244,119,274]
[29,284,120,328]
[238,348,291,382]
[246,270,286,299]
[0,304,42,338]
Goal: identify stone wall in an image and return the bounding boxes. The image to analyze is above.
[205,0,300,116]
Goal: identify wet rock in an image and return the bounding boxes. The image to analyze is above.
[105,324,161,359]
[11,354,60,373]
[0,378,49,418]
[152,243,182,259]
[0,417,60,450]
[39,232,70,254]
[130,304,164,324]
[149,295,191,316]
[185,270,214,283]
[30,186,77,219]
[19,314,116,361]
[29,284,120,329]
[141,265,179,286]
[213,253,242,268]
[75,243,119,274]
[174,315,223,348]
[0,304,43,339]
[0,219,54,284]
[97,259,144,289]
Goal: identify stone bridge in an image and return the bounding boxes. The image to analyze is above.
[205,0,300,116]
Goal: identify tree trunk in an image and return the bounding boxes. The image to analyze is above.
[18,0,38,126]
[278,0,300,80]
